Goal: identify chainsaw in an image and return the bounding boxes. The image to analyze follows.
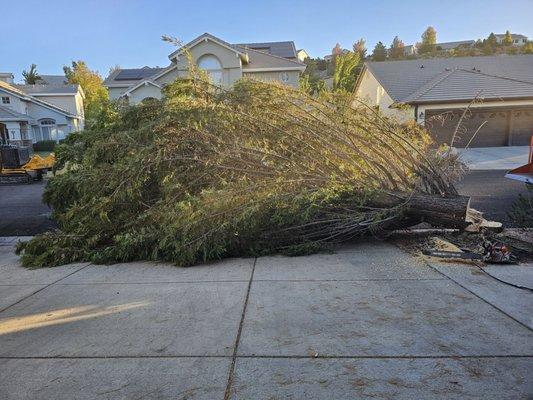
[423,241,518,264]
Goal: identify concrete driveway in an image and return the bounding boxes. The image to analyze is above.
[0,239,532,399]
[455,146,530,170]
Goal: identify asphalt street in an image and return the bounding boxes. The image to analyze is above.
[0,171,530,236]
[0,180,56,236]
[456,169,530,226]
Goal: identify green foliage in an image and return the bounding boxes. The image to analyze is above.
[32,140,57,152]
[389,36,405,59]
[508,185,533,228]
[503,30,513,46]
[22,64,41,84]
[332,51,360,92]
[522,41,533,54]
[63,61,109,127]
[372,42,387,61]
[17,72,458,268]
[300,58,328,95]
[418,26,437,54]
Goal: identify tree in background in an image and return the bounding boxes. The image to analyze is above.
[332,43,343,57]
[108,64,121,76]
[418,26,437,54]
[371,42,387,61]
[389,36,405,59]
[482,33,498,55]
[353,38,367,59]
[502,30,513,46]
[332,51,360,92]
[63,61,109,124]
[22,64,41,84]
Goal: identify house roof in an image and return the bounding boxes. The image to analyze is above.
[0,105,33,122]
[168,33,247,61]
[37,75,68,85]
[104,67,166,87]
[236,41,297,59]
[436,40,476,50]
[0,80,77,118]
[494,33,528,39]
[237,46,306,71]
[362,55,533,104]
[15,84,80,95]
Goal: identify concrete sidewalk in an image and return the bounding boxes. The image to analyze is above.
[455,146,530,170]
[0,240,532,399]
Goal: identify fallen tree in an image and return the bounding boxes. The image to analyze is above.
[17,71,467,268]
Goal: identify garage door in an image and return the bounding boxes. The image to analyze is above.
[425,109,508,147]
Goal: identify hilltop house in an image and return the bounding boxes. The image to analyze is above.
[104,33,307,104]
[0,74,84,146]
[404,33,529,56]
[495,33,529,46]
[354,55,533,147]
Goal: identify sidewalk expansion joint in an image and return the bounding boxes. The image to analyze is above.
[423,259,533,333]
[223,257,257,400]
[0,262,92,314]
[394,242,533,333]
[1,354,531,360]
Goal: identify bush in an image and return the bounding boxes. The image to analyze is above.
[508,185,533,227]
[33,140,56,152]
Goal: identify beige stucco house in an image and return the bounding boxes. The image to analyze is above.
[0,74,85,146]
[354,55,533,147]
[104,33,307,104]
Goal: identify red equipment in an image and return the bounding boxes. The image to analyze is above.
[505,135,533,184]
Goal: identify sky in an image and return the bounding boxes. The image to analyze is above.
[2,0,532,82]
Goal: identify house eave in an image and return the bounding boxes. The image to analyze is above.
[404,96,533,106]
[168,34,246,62]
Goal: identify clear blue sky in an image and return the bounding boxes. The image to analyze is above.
[2,0,532,82]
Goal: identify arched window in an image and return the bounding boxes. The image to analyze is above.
[197,54,223,85]
[38,118,57,141]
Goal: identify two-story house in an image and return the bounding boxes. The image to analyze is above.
[0,73,85,146]
[104,33,307,105]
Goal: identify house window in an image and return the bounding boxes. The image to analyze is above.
[280,72,290,83]
[38,118,57,141]
[197,54,223,85]
[1,96,10,104]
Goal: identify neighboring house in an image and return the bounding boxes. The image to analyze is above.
[354,55,533,147]
[36,75,69,85]
[104,33,306,104]
[0,75,84,146]
[297,49,310,62]
[404,33,529,56]
[495,33,528,46]
[403,45,417,56]
[436,40,476,51]
[324,49,350,62]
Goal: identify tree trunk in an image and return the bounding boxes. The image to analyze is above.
[371,193,471,229]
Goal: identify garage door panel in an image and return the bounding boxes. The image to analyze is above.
[425,109,507,147]
[510,109,533,146]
